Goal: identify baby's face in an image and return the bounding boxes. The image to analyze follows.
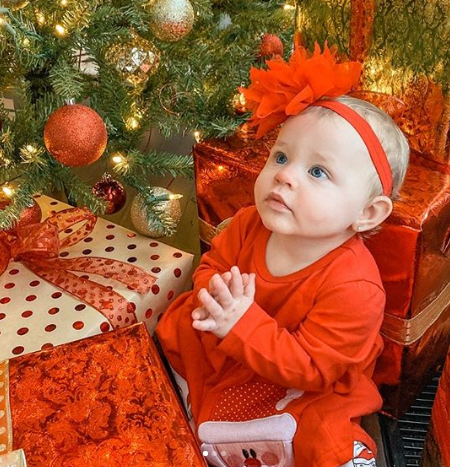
[254,110,377,241]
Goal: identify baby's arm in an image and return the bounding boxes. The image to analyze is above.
[216,280,385,392]
[192,266,256,339]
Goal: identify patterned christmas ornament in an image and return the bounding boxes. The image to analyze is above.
[130,188,182,238]
[43,104,107,167]
[149,0,195,42]
[231,92,247,115]
[0,196,42,233]
[105,35,160,87]
[258,33,284,58]
[92,173,126,215]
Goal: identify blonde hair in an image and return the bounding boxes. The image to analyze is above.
[306,95,410,200]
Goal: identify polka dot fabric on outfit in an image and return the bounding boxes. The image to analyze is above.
[211,381,287,422]
[0,195,193,360]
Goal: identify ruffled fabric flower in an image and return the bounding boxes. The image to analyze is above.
[240,43,362,138]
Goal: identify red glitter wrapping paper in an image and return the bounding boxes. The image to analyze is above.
[0,195,193,361]
[194,134,450,418]
[4,323,206,467]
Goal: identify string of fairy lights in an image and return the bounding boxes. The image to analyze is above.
[0,0,295,229]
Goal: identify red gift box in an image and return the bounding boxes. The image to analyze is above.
[0,323,206,467]
[422,351,450,466]
[194,134,450,418]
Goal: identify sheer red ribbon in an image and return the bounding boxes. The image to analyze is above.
[0,208,156,328]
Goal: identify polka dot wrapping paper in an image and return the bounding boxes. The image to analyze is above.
[0,195,193,360]
[0,450,26,466]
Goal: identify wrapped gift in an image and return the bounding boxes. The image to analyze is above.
[0,323,206,467]
[0,195,193,360]
[421,353,450,466]
[0,450,26,467]
[194,135,450,418]
[194,131,274,249]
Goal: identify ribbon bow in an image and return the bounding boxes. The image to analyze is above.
[0,207,156,328]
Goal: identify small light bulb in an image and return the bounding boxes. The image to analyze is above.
[22,38,30,46]
[2,185,14,197]
[60,0,68,5]
[55,24,66,36]
[36,12,46,25]
[193,130,201,142]
[126,117,139,130]
[217,165,224,172]
[26,145,35,152]
[0,17,5,26]
[283,4,295,10]
[112,154,124,164]
[168,193,183,200]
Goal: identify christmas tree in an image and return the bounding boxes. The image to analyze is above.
[0,0,294,235]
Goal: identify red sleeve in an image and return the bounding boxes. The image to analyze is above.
[157,207,256,379]
[217,280,385,392]
[192,207,252,302]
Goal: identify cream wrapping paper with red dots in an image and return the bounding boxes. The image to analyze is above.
[0,449,26,466]
[0,195,193,360]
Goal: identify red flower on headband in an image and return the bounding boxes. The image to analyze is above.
[239,43,362,138]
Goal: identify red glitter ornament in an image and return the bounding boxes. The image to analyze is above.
[0,197,42,233]
[92,173,126,214]
[258,33,284,58]
[43,104,108,167]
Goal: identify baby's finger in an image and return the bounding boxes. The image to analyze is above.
[221,271,232,287]
[241,273,249,287]
[192,317,218,332]
[198,287,226,318]
[230,266,244,297]
[244,273,256,299]
[211,275,234,309]
[191,307,209,321]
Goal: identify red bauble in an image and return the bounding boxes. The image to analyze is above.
[258,34,284,58]
[92,173,126,214]
[0,197,42,233]
[43,104,108,167]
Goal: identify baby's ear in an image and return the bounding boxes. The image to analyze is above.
[352,195,393,233]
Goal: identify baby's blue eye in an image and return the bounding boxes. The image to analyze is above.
[309,166,328,179]
[275,153,287,164]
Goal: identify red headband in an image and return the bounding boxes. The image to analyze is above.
[239,43,393,196]
[312,100,393,196]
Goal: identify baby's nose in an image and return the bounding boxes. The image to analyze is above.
[274,167,294,186]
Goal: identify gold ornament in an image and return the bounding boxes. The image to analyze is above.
[105,34,160,87]
[2,0,29,10]
[149,0,195,42]
[231,92,247,115]
[130,188,182,238]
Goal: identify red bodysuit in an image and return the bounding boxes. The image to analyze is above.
[157,206,385,467]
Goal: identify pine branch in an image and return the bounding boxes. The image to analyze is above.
[49,59,84,100]
[125,150,194,179]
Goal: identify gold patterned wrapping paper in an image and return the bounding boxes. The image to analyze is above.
[4,323,206,467]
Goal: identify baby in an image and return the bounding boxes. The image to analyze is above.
[157,45,409,467]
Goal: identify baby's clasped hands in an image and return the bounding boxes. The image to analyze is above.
[191,266,256,339]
